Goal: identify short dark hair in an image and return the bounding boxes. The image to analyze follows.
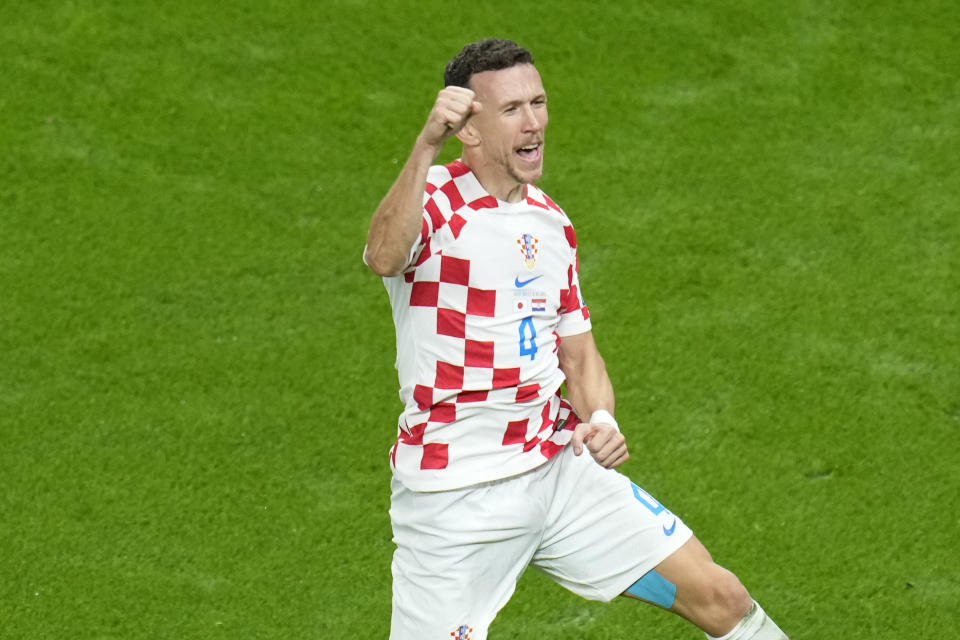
[443,38,534,88]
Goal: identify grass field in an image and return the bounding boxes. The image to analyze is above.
[2,1,958,638]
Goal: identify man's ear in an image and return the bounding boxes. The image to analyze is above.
[457,119,481,147]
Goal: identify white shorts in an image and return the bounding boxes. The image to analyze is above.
[389,444,693,640]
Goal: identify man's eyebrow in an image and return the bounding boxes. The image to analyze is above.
[499,94,547,109]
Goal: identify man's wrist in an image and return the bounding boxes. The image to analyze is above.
[414,132,447,158]
[589,409,619,432]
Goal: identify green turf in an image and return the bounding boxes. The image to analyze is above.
[2,0,957,638]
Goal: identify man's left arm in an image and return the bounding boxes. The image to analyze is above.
[558,330,629,469]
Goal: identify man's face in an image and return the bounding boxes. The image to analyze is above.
[466,63,548,194]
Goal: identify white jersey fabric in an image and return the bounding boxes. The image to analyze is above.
[381,160,592,491]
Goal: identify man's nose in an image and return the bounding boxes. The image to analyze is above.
[521,104,539,131]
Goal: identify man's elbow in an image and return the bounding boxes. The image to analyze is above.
[363,246,406,277]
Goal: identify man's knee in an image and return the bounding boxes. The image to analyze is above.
[697,567,753,633]
[652,537,753,635]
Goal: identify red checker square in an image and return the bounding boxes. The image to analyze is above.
[540,440,564,459]
[421,443,449,470]
[429,402,457,423]
[516,384,541,403]
[435,361,464,389]
[412,238,433,267]
[502,419,529,446]
[437,308,466,338]
[539,403,555,431]
[449,213,467,239]
[492,367,521,389]
[466,288,496,317]
[425,198,446,231]
[439,255,470,285]
[456,389,488,403]
[410,281,439,307]
[404,271,415,283]
[468,195,498,211]
[413,385,433,411]
[464,340,495,368]
[564,224,578,248]
[523,436,542,452]
[400,421,427,446]
[526,196,548,210]
[446,160,470,177]
[440,180,466,211]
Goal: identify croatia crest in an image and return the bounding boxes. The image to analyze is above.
[450,625,473,640]
[517,233,539,270]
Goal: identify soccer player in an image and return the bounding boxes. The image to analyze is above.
[364,38,789,640]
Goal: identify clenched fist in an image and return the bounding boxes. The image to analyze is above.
[571,422,629,469]
[419,86,482,148]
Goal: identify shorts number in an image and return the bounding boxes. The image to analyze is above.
[631,482,666,516]
[518,316,538,360]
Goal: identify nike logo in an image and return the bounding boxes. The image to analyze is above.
[514,275,543,288]
[663,519,677,536]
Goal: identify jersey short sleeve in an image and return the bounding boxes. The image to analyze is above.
[556,223,591,337]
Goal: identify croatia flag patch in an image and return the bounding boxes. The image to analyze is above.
[450,625,473,640]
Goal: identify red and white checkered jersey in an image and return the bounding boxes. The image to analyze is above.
[382,160,591,491]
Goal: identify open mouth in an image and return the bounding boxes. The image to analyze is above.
[516,143,543,163]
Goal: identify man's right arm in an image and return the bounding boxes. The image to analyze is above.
[364,87,481,277]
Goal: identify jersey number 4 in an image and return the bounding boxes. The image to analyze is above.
[518,316,538,360]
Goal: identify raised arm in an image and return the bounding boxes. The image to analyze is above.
[558,330,628,469]
[364,87,482,276]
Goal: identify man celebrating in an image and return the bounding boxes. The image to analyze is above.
[364,38,789,640]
